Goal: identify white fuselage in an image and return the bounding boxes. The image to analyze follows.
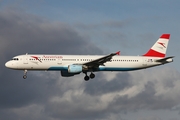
[5,34,173,80]
[5,54,166,71]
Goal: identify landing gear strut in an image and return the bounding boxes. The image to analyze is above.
[23,70,27,79]
[84,72,95,81]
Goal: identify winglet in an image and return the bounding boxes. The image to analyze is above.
[116,51,120,55]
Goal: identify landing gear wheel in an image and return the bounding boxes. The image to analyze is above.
[23,75,27,79]
[23,70,27,79]
[84,76,90,81]
[90,73,95,79]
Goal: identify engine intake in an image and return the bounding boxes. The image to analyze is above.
[68,64,83,73]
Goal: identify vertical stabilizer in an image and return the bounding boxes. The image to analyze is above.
[143,34,170,57]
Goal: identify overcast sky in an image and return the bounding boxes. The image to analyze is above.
[1,0,180,120]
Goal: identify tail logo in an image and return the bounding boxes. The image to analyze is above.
[158,42,166,48]
[143,34,170,57]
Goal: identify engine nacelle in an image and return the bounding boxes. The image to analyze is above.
[61,71,79,77]
[68,64,83,73]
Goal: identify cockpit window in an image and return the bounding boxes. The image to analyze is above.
[12,58,19,60]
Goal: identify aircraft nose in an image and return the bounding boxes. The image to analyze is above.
[5,61,12,68]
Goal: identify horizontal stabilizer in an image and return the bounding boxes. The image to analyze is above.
[156,56,174,63]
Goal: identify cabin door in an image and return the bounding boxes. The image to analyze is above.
[142,58,147,67]
[23,54,28,64]
[57,58,62,65]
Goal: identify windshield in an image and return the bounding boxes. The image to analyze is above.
[12,58,19,61]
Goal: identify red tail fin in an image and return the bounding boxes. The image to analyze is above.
[143,34,170,57]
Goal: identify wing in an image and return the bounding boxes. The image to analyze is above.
[83,51,120,68]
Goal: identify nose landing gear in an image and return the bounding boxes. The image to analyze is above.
[23,70,27,79]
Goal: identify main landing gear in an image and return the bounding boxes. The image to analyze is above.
[84,72,95,81]
[23,70,27,79]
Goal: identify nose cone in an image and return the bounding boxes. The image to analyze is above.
[5,61,15,69]
[5,61,18,69]
[5,61,11,68]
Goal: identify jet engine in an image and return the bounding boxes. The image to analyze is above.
[61,71,80,77]
[68,64,83,73]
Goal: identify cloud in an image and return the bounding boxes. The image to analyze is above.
[0,8,102,56]
[25,67,180,120]
[83,72,133,96]
[0,7,102,111]
[0,7,102,120]
[74,20,130,30]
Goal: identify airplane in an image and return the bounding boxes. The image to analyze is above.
[5,34,174,81]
